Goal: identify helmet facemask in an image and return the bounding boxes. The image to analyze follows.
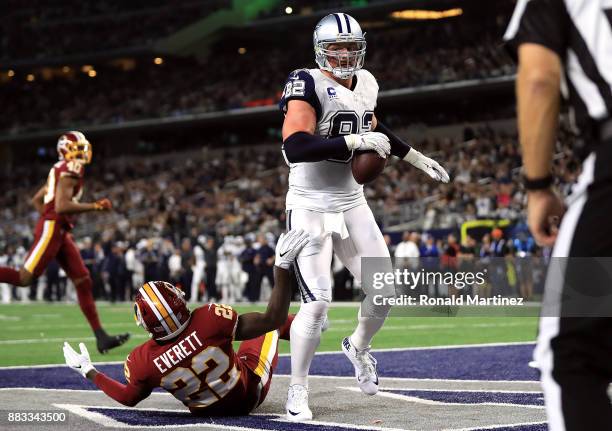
[64,141,92,164]
[57,131,93,164]
[315,39,366,80]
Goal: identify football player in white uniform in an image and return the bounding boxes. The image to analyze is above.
[279,13,450,421]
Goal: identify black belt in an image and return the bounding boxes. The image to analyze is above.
[599,118,612,141]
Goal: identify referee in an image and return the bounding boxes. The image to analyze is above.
[505,0,612,429]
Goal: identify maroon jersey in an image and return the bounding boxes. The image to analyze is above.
[124,304,254,415]
[42,160,85,229]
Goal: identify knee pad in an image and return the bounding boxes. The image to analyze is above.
[292,300,329,338]
[359,302,391,320]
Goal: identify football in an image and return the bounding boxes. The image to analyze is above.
[351,151,387,184]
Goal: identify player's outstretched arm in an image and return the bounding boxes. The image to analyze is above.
[234,229,311,341]
[375,120,450,183]
[63,342,151,407]
[55,176,112,214]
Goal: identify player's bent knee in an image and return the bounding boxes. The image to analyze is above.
[18,268,34,287]
[72,274,91,287]
[293,301,329,338]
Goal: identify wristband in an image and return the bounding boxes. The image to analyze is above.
[523,175,553,191]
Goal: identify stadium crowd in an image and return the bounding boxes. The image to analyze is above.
[0,123,579,304]
[0,221,547,306]
[1,17,514,134]
[1,0,228,61]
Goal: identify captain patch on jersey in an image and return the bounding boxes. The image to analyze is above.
[279,68,379,212]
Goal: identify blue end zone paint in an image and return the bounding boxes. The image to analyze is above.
[0,344,538,390]
[274,343,538,381]
[386,389,544,406]
[0,363,129,390]
[87,408,382,430]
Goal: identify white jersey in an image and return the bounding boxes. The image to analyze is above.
[279,68,379,212]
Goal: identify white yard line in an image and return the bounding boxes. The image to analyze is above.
[52,403,412,431]
[443,421,548,431]
[341,387,544,410]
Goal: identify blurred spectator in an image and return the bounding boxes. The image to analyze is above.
[0,248,10,303]
[102,242,127,302]
[141,240,160,282]
[168,248,182,286]
[204,237,218,301]
[333,254,354,301]
[124,244,138,299]
[179,238,194,300]
[240,239,259,303]
[191,236,206,303]
[44,259,64,301]
[255,233,275,296]
[394,232,420,269]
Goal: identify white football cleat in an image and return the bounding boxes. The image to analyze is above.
[528,360,540,370]
[286,384,313,422]
[342,336,379,395]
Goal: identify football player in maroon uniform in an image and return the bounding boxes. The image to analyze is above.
[0,131,129,353]
[63,229,312,416]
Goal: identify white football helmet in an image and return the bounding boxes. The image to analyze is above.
[314,13,366,80]
[57,131,92,164]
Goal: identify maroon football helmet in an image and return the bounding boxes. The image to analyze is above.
[134,281,191,341]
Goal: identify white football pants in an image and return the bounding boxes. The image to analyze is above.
[287,204,391,302]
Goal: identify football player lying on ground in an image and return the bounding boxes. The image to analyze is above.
[63,229,313,416]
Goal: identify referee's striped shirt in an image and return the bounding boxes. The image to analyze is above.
[504,0,612,139]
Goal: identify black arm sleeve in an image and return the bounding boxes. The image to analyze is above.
[282,132,349,163]
[375,122,413,159]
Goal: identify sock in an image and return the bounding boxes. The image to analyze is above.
[350,303,391,350]
[0,267,22,286]
[290,301,329,386]
[75,277,102,332]
[279,314,295,341]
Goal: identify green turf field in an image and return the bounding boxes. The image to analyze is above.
[0,303,538,367]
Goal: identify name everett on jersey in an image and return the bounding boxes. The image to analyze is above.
[153,331,203,373]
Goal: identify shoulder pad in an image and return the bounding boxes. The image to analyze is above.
[279,69,321,119]
[358,69,378,89]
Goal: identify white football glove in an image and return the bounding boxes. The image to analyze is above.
[63,341,95,378]
[275,229,310,270]
[404,149,450,183]
[344,132,391,159]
